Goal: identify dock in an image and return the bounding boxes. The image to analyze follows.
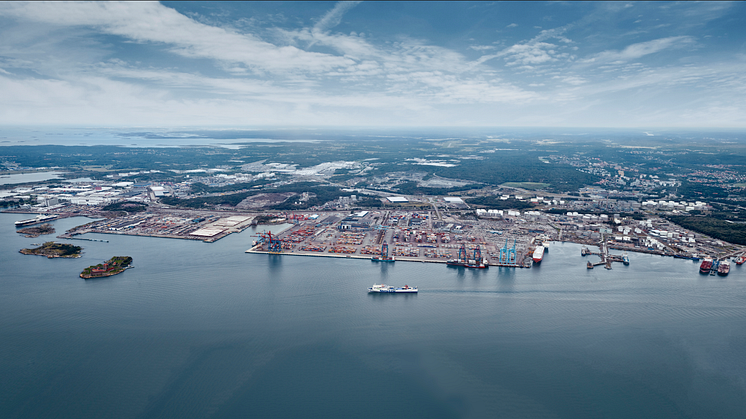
[582,238,629,270]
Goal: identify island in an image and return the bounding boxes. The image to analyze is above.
[80,256,133,279]
[20,242,82,258]
[16,223,56,238]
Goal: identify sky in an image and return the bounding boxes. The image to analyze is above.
[0,1,745,128]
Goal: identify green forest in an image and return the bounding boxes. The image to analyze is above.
[666,215,746,245]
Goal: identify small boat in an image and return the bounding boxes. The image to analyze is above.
[736,255,745,265]
[622,253,629,265]
[368,284,417,293]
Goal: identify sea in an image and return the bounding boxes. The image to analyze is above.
[1,212,745,419]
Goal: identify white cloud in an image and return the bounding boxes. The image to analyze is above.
[0,2,354,74]
[583,36,695,63]
[313,1,361,34]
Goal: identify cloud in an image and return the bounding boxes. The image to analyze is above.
[473,25,575,68]
[583,36,695,63]
[553,75,587,85]
[0,2,354,74]
[313,1,361,34]
[469,45,497,51]
[506,23,518,28]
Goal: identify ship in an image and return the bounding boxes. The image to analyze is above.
[532,245,545,263]
[736,255,746,265]
[622,253,629,265]
[371,241,395,262]
[718,260,730,276]
[368,284,417,293]
[446,259,488,268]
[446,244,488,269]
[15,214,58,227]
[699,257,713,274]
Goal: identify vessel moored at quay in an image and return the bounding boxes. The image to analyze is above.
[699,257,713,274]
[532,245,545,263]
[718,260,730,276]
[446,243,488,269]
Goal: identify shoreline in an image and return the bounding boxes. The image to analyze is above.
[80,265,133,279]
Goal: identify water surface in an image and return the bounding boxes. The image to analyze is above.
[1,213,745,418]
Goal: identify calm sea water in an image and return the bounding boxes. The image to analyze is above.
[1,213,745,418]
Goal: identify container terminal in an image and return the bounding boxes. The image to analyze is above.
[9,204,746,271]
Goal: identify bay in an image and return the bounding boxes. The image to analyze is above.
[1,213,745,418]
[0,171,67,185]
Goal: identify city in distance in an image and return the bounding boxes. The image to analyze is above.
[2,2,746,419]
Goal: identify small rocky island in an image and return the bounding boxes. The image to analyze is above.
[20,242,82,258]
[80,256,133,279]
[16,223,55,238]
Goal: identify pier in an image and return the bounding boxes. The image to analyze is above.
[582,238,629,270]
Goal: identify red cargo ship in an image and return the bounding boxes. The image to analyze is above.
[699,258,713,274]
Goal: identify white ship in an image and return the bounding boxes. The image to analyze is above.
[15,214,58,227]
[368,284,417,293]
[532,245,545,263]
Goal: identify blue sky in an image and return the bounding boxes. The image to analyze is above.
[0,1,744,128]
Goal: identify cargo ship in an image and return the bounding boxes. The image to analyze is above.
[532,246,545,263]
[699,257,713,274]
[371,241,395,262]
[15,214,58,227]
[717,260,730,276]
[446,259,488,269]
[446,243,488,268]
[368,284,417,293]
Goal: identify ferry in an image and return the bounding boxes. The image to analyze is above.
[15,214,58,227]
[368,284,417,293]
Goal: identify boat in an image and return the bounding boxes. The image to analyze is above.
[368,284,417,293]
[736,255,746,265]
[446,244,488,268]
[622,253,629,265]
[15,214,58,227]
[446,259,488,269]
[718,260,730,276]
[371,241,395,262]
[532,246,545,263]
[699,257,712,274]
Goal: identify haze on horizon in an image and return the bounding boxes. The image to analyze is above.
[0,1,745,129]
